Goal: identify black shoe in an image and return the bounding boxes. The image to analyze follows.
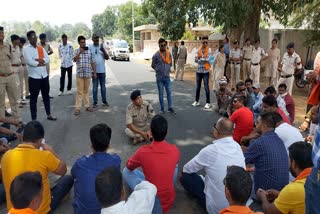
[49,95,54,99]
[168,108,176,114]
[102,102,109,107]
[5,110,12,117]
[25,95,30,99]
[93,102,98,108]
[47,115,57,121]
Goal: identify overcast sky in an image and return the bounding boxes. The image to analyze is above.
[0,0,140,27]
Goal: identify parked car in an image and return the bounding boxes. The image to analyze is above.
[110,39,130,61]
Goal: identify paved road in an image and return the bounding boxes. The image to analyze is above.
[1,59,221,214]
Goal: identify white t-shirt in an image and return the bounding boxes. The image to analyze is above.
[183,136,246,214]
[100,181,156,214]
[275,122,304,153]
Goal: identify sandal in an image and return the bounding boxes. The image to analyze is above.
[74,109,80,115]
[86,107,93,112]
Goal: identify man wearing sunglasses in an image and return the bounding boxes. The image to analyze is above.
[151,38,175,114]
[180,117,245,214]
[192,36,212,109]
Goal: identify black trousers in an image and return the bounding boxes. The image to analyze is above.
[29,76,51,120]
[60,66,73,92]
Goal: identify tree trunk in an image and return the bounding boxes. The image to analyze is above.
[228,24,245,43]
[243,0,262,44]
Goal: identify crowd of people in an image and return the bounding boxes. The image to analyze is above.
[0,23,320,214]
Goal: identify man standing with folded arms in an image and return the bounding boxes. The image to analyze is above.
[23,30,56,121]
[0,26,19,120]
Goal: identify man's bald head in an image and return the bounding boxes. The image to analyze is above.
[216,117,233,136]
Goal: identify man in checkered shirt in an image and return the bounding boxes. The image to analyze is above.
[73,35,97,116]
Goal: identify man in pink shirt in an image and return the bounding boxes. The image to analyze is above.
[123,115,180,213]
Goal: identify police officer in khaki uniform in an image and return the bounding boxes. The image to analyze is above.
[277,42,302,95]
[242,38,254,80]
[175,40,188,81]
[0,26,19,119]
[125,90,155,144]
[10,34,25,106]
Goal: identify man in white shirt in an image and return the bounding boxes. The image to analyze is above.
[264,86,289,117]
[277,42,302,95]
[58,34,73,96]
[95,167,156,214]
[180,117,246,214]
[23,30,56,121]
[250,40,267,84]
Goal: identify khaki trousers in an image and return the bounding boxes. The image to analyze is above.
[175,59,185,80]
[75,77,91,110]
[250,64,260,84]
[242,60,251,80]
[12,66,23,100]
[265,61,278,86]
[22,65,29,96]
[230,63,240,88]
[0,74,19,119]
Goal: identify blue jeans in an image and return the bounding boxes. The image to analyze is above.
[195,72,210,103]
[156,77,172,112]
[92,73,106,104]
[123,165,178,214]
[0,183,6,204]
[305,167,320,214]
[49,175,74,213]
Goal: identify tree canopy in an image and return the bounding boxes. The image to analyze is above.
[143,0,316,43]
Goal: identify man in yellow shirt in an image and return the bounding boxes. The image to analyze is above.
[257,141,313,214]
[1,121,73,214]
[8,171,42,214]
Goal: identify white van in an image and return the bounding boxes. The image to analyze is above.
[110,39,130,61]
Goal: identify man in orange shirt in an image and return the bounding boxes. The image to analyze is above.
[8,171,43,214]
[219,166,262,214]
[1,121,73,214]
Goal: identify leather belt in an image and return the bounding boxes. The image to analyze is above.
[11,64,21,67]
[251,63,260,66]
[244,58,251,61]
[280,74,293,78]
[230,62,241,64]
[22,63,26,66]
[0,72,14,77]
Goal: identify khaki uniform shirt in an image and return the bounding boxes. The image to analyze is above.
[229,48,242,62]
[0,43,12,74]
[242,45,254,60]
[178,46,188,59]
[11,45,22,65]
[281,52,302,75]
[126,101,155,129]
[251,47,266,64]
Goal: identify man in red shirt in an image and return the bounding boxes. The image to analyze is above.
[230,95,254,143]
[124,115,180,213]
[278,83,295,122]
[262,95,291,124]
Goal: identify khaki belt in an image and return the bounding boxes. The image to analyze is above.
[0,72,14,77]
[244,58,251,61]
[230,62,241,64]
[11,64,21,67]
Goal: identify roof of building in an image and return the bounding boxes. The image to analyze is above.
[134,24,159,31]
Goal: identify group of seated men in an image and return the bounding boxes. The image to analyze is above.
[0,80,318,214]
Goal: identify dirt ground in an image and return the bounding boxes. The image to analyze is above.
[136,59,309,127]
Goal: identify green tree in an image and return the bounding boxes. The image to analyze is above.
[72,23,91,40]
[92,6,117,38]
[290,0,320,46]
[143,0,313,42]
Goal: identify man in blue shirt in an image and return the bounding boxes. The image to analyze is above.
[244,112,289,195]
[90,34,109,108]
[71,123,121,214]
[151,38,175,114]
